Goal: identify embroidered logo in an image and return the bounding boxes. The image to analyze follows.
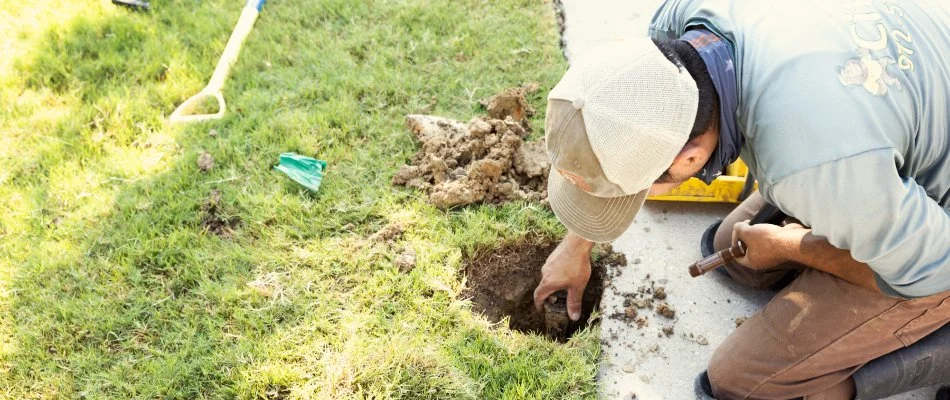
[558,169,593,192]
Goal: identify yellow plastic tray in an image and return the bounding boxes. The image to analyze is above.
[647,159,755,203]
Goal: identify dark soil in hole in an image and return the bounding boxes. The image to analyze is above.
[463,241,622,341]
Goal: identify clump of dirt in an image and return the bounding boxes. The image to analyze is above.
[479,83,539,127]
[463,240,611,341]
[685,333,710,345]
[201,189,240,238]
[369,222,405,243]
[635,316,649,328]
[653,286,667,300]
[624,306,638,319]
[596,245,628,270]
[392,87,550,209]
[661,325,674,337]
[629,297,653,310]
[197,151,214,172]
[656,303,676,319]
[394,248,417,273]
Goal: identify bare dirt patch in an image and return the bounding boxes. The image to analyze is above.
[463,241,625,341]
[393,87,550,208]
[201,189,240,238]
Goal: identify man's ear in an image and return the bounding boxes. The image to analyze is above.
[670,142,708,170]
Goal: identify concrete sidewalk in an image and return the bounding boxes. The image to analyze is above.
[555,1,940,398]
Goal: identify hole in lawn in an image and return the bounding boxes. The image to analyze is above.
[463,240,612,341]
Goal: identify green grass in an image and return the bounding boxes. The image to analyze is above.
[0,0,600,398]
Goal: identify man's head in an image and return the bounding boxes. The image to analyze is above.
[545,37,720,242]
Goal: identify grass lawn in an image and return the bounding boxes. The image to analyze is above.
[0,0,600,398]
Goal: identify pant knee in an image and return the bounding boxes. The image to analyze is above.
[708,343,753,399]
[713,219,734,252]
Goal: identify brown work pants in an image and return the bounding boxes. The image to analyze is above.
[709,192,950,400]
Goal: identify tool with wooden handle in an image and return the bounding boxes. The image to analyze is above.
[688,203,786,277]
[170,0,267,123]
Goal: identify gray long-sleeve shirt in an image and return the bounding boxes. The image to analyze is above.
[650,0,950,297]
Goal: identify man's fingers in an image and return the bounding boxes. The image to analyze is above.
[533,281,555,312]
[731,221,752,267]
[731,220,751,246]
[567,286,585,321]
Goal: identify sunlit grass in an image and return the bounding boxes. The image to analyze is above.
[0,0,598,398]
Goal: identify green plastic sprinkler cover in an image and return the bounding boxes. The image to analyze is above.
[274,152,327,193]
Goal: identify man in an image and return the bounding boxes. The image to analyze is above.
[532,0,950,398]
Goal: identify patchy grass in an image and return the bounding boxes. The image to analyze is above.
[0,0,599,398]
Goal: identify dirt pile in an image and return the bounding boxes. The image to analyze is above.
[463,242,625,341]
[393,87,550,208]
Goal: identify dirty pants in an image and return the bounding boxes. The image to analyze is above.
[709,192,950,399]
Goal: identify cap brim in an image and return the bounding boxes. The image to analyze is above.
[548,170,648,243]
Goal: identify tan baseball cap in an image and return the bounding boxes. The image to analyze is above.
[546,38,699,242]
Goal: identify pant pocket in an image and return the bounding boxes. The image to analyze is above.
[895,296,950,346]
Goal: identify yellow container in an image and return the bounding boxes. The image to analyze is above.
[647,159,755,203]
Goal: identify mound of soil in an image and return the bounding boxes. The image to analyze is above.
[392,114,549,208]
[463,242,625,341]
[393,86,550,208]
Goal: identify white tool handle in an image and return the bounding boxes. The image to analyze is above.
[170,4,262,123]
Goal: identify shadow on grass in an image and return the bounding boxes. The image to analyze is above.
[2,0,597,398]
[2,5,315,398]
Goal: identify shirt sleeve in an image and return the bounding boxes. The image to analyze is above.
[765,148,950,298]
[649,0,687,40]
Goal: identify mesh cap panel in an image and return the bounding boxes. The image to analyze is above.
[548,38,698,194]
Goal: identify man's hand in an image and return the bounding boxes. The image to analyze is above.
[533,232,594,321]
[731,221,807,270]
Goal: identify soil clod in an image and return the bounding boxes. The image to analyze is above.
[635,316,649,328]
[624,306,638,319]
[463,241,604,341]
[395,248,417,273]
[198,151,214,172]
[656,302,676,319]
[661,325,674,337]
[370,222,405,243]
[479,84,539,126]
[685,333,710,345]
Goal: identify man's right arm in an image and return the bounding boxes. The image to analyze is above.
[767,149,950,298]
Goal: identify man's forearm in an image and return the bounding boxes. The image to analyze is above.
[780,230,880,293]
